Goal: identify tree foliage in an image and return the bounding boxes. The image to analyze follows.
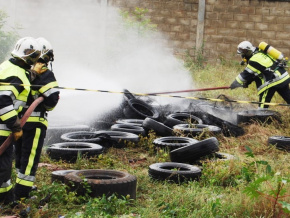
[0,10,19,63]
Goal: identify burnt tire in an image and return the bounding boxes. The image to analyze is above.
[64,169,137,199]
[268,136,290,151]
[51,170,78,183]
[173,124,221,136]
[60,131,103,143]
[94,130,139,148]
[115,119,144,127]
[164,113,203,128]
[148,162,201,183]
[46,142,103,162]
[111,123,146,136]
[170,137,219,163]
[123,98,159,120]
[153,136,199,151]
[123,89,136,101]
[143,117,173,136]
[237,109,282,125]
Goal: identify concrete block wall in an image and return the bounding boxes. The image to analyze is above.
[108,0,290,63]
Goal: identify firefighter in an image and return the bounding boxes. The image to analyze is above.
[0,37,41,205]
[230,41,290,108]
[13,37,59,201]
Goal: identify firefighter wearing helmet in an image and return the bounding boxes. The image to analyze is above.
[230,40,290,109]
[0,37,41,205]
[13,37,60,201]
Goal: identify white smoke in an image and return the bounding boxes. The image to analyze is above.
[0,0,194,125]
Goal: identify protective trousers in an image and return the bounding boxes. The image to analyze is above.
[0,136,14,204]
[259,83,290,108]
[14,126,46,200]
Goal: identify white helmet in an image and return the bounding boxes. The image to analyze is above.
[36,37,54,63]
[11,37,41,65]
[237,41,256,55]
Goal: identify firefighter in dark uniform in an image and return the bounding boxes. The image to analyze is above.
[14,37,59,201]
[0,37,41,204]
[230,41,290,108]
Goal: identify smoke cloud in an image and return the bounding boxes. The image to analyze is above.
[0,0,194,125]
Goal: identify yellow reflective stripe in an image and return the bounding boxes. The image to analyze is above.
[26,117,48,127]
[16,178,34,187]
[25,128,40,175]
[39,81,58,93]
[0,130,11,136]
[0,85,19,96]
[235,77,243,85]
[258,74,290,95]
[247,64,262,75]
[0,184,13,193]
[259,90,268,108]
[0,110,17,121]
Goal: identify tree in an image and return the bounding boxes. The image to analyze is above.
[0,10,19,63]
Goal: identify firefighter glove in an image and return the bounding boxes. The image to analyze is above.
[11,117,23,141]
[13,130,23,141]
[230,80,243,89]
[32,62,47,74]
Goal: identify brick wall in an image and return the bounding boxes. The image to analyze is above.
[108,0,290,63]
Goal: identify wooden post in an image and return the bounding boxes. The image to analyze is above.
[196,0,205,51]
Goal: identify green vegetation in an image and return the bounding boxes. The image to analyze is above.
[0,7,289,218]
[1,60,289,218]
[0,9,19,62]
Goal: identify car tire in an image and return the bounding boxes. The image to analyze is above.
[268,136,290,151]
[64,169,137,199]
[46,142,103,162]
[170,137,219,163]
[148,162,201,183]
[153,136,199,151]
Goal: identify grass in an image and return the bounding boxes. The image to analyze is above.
[1,60,290,218]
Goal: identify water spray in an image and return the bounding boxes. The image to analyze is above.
[0,82,289,107]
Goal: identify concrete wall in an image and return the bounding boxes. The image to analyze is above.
[108,0,290,63]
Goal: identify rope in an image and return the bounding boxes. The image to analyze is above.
[1,82,290,107]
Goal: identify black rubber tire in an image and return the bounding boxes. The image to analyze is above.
[123,98,159,120]
[143,117,173,136]
[115,119,144,126]
[188,111,245,137]
[164,113,203,128]
[45,124,90,145]
[60,131,103,143]
[123,89,136,101]
[153,136,199,151]
[173,124,221,136]
[51,170,78,183]
[111,123,146,136]
[64,169,137,199]
[46,142,103,162]
[148,162,201,183]
[94,130,139,148]
[170,137,220,163]
[268,136,290,151]
[237,109,282,125]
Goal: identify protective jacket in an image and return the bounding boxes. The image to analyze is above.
[22,67,59,129]
[235,50,290,95]
[13,66,59,200]
[0,58,31,203]
[0,58,31,136]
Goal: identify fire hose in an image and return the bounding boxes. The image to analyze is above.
[0,96,44,156]
[147,86,231,95]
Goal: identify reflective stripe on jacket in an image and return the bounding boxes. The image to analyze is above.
[235,52,290,95]
[25,68,59,128]
[0,60,30,135]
